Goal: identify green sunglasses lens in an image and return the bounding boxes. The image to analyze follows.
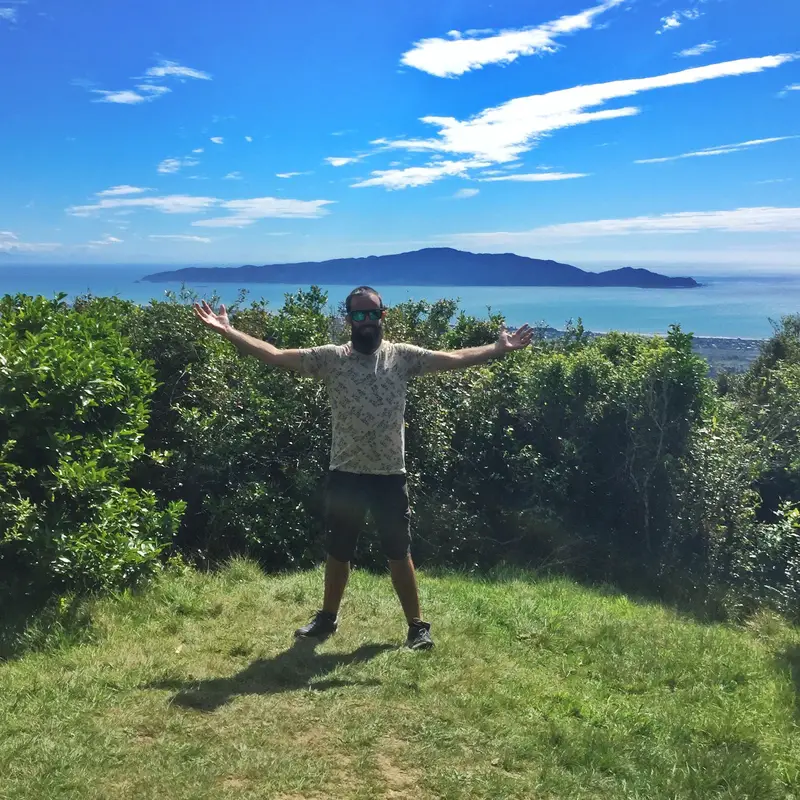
[352,310,381,321]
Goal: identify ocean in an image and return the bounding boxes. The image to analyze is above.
[2,263,799,340]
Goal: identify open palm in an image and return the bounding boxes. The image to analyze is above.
[498,323,534,351]
[193,300,231,334]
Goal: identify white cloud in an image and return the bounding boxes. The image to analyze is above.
[0,8,17,22]
[245,136,253,142]
[400,0,624,78]
[88,235,123,246]
[137,84,171,96]
[67,195,218,216]
[0,230,61,254]
[276,171,313,178]
[480,171,589,182]
[157,156,200,174]
[325,156,361,167]
[754,178,792,184]
[92,89,158,105]
[446,207,800,246]
[192,148,204,154]
[210,137,224,144]
[96,185,152,197]
[635,135,797,164]
[453,188,480,199]
[144,61,212,81]
[380,55,795,165]
[657,8,702,34]
[351,159,490,189]
[778,83,800,97]
[149,234,212,242]
[224,172,243,180]
[676,41,717,57]
[191,197,334,227]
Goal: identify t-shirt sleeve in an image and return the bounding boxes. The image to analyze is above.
[296,344,339,379]
[394,342,439,378]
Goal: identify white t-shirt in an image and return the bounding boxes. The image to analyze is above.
[297,340,438,475]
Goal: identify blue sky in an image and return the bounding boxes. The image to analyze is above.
[1,0,799,272]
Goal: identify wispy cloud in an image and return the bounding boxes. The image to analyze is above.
[479,171,589,182]
[157,156,200,174]
[0,230,61,254]
[245,136,253,143]
[276,171,313,178]
[192,148,204,154]
[635,136,797,164]
[375,55,794,172]
[210,137,224,145]
[92,88,170,105]
[96,185,152,197]
[0,7,17,22]
[778,84,800,97]
[352,159,489,189]
[149,234,212,242]
[446,207,800,246]
[325,156,361,167]
[83,59,209,106]
[657,7,702,34]
[224,172,243,180]
[191,197,334,227]
[87,235,123,246]
[676,41,717,57]
[67,195,218,216]
[754,178,792,184]
[400,0,624,78]
[453,188,480,199]
[144,61,211,81]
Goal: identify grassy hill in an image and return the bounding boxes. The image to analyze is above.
[2,561,800,799]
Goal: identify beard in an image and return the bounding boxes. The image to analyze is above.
[351,324,382,354]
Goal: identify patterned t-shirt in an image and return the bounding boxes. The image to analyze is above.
[297,340,438,475]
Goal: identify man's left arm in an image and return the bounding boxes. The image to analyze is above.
[421,324,534,373]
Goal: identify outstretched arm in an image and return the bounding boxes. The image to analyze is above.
[423,325,534,372]
[192,300,305,371]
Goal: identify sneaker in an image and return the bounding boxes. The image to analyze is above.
[295,610,338,639]
[406,620,434,650]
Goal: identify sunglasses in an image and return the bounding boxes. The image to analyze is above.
[350,309,383,322]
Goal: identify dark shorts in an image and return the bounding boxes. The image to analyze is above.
[324,470,412,562]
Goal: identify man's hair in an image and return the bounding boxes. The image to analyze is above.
[345,286,384,312]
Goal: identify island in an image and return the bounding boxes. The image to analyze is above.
[140,247,699,289]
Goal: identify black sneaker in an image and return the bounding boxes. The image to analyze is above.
[295,610,338,639]
[406,620,434,650]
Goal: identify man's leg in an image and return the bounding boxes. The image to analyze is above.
[389,554,422,624]
[322,555,350,615]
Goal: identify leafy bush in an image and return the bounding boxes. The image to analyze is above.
[0,293,185,595]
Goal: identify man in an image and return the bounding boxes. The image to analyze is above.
[193,286,533,650]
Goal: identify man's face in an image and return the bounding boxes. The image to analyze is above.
[347,293,384,354]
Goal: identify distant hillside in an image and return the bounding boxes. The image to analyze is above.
[140,247,699,288]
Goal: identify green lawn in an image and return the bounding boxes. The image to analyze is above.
[2,560,800,799]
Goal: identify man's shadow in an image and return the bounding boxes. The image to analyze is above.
[147,638,396,712]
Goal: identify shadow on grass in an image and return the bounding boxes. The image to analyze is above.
[0,590,95,662]
[777,643,800,720]
[147,638,396,711]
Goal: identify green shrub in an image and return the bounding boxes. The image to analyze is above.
[0,293,185,595]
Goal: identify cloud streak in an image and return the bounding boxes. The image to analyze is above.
[635,136,797,164]
[96,185,152,196]
[400,0,624,78]
[480,171,589,182]
[157,157,200,174]
[446,207,800,246]
[676,41,717,57]
[453,188,479,199]
[149,234,212,242]
[191,197,334,227]
[82,60,209,106]
[378,54,795,167]
[352,159,490,189]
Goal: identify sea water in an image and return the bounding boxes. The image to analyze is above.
[1,263,799,339]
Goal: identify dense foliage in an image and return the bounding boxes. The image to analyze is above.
[1,288,798,621]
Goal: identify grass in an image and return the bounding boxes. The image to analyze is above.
[2,560,800,800]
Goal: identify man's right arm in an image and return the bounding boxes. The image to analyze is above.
[221,326,306,372]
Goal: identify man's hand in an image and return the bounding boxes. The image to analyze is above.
[498,324,534,352]
[193,300,232,334]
